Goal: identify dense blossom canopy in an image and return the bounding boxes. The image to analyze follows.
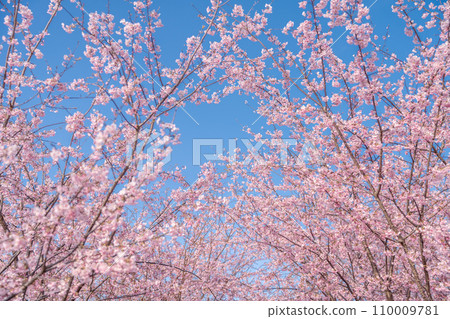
[0,0,448,300]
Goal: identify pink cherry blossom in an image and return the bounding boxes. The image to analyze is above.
[0,0,448,302]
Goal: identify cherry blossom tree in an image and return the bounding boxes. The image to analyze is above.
[0,0,258,300]
[0,0,448,301]
[184,0,449,300]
